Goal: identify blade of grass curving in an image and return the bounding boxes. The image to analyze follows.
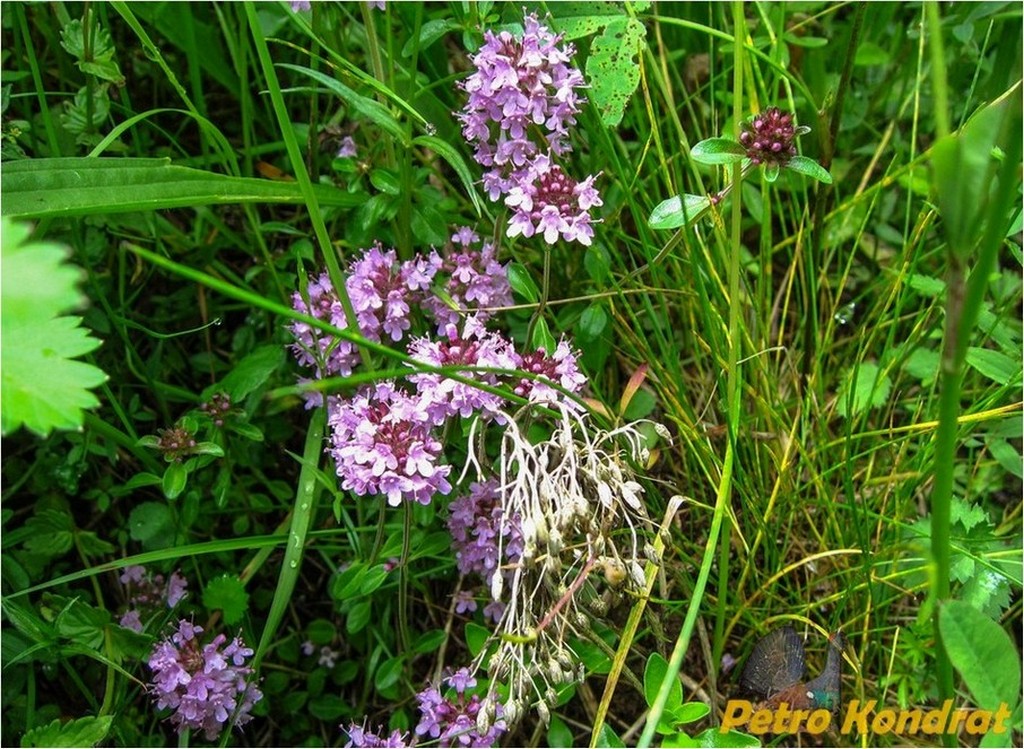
[252,407,323,671]
[638,6,747,744]
[14,5,61,157]
[245,2,370,370]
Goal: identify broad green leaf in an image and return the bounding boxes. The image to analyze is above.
[412,629,447,655]
[930,100,1012,256]
[584,244,611,283]
[966,347,1021,386]
[649,193,712,230]
[644,651,683,714]
[402,19,460,56]
[213,345,286,402]
[903,347,940,386]
[938,600,1021,712]
[279,64,408,145]
[21,715,113,748]
[127,502,174,546]
[465,622,489,657]
[988,438,1023,479]
[691,727,761,747]
[359,564,389,596]
[162,462,188,500]
[306,618,336,646]
[547,715,574,747]
[507,262,540,303]
[347,600,372,634]
[587,17,646,127]
[375,655,404,692]
[786,155,833,184]
[1,219,108,436]
[307,694,346,720]
[836,362,892,418]
[596,724,625,747]
[578,303,609,340]
[691,138,747,165]
[531,317,557,355]
[1,158,362,219]
[671,701,711,725]
[203,574,249,625]
[854,42,890,66]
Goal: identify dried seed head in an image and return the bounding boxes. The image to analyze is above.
[476,698,495,735]
[504,699,521,726]
[629,561,647,589]
[643,543,661,563]
[545,686,559,706]
[536,699,551,726]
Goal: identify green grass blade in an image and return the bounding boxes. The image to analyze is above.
[1,157,362,218]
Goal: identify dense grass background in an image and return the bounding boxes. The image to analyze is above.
[1,2,1021,747]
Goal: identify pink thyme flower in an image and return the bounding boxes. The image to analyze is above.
[457,13,586,200]
[147,620,262,741]
[327,383,452,506]
[738,107,809,169]
[505,155,602,246]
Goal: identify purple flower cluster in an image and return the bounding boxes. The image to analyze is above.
[407,317,517,424]
[118,565,187,633]
[421,229,513,331]
[506,154,602,246]
[345,724,410,748]
[147,620,262,741]
[458,13,602,245]
[327,382,452,507]
[448,479,524,624]
[739,107,806,169]
[289,245,436,392]
[415,668,505,747]
[512,339,589,407]
[290,234,511,407]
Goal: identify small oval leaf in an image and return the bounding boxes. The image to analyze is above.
[649,193,712,230]
[691,138,747,165]
[786,155,833,184]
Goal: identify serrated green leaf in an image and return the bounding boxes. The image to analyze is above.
[786,155,833,184]
[966,347,1021,386]
[203,574,249,626]
[22,510,74,558]
[903,347,940,386]
[836,362,892,418]
[1,219,108,437]
[649,194,712,230]
[587,17,646,127]
[691,138,747,165]
[939,600,1021,712]
[21,715,113,748]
